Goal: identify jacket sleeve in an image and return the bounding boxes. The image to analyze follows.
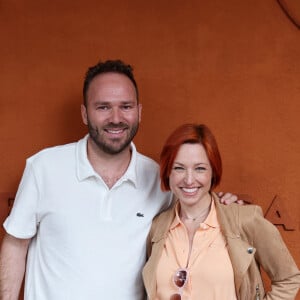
[250,206,300,300]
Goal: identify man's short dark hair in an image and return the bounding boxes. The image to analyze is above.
[83,59,139,106]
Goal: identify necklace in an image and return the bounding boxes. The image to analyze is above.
[180,205,211,222]
[180,196,212,222]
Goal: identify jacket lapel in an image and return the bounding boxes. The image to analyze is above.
[226,236,256,292]
[214,197,256,294]
[143,204,176,299]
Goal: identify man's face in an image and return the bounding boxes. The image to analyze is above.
[81,72,142,155]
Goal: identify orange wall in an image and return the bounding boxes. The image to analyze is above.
[1,0,299,297]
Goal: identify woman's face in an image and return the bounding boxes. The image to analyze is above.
[169,143,213,207]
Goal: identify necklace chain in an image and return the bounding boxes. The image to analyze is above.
[181,206,210,222]
[180,196,212,222]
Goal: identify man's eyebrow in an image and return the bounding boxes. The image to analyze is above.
[94,100,136,104]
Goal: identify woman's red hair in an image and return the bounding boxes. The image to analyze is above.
[160,124,222,191]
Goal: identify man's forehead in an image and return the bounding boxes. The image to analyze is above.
[92,72,133,85]
[88,73,134,92]
[87,75,137,103]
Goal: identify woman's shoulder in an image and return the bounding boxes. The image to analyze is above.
[214,194,268,233]
[236,203,263,218]
[152,204,176,226]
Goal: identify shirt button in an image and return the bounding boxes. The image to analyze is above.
[247,247,254,254]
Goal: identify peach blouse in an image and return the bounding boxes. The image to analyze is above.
[155,200,237,300]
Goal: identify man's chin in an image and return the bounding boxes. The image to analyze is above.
[101,141,131,155]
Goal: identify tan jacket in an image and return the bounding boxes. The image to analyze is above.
[142,193,300,300]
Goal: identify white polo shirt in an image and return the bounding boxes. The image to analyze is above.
[4,135,172,300]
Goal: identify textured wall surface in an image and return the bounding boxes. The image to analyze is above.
[0,0,299,298]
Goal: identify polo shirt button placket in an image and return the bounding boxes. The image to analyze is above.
[100,192,112,221]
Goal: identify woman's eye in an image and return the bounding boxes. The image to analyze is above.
[173,166,184,171]
[196,167,206,172]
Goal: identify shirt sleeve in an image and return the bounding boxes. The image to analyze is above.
[3,159,39,239]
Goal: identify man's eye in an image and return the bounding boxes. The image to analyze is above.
[122,105,132,110]
[97,106,109,110]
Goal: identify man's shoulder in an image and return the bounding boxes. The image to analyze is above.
[27,138,81,165]
[135,151,159,170]
[133,150,164,191]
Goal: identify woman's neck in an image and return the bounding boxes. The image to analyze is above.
[179,193,212,223]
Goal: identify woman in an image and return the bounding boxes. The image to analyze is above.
[143,124,300,300]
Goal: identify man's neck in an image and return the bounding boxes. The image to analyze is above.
[86,138,132,188]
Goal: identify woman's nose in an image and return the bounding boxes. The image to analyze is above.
[184,170,194,185]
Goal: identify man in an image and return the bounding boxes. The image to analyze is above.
[0,60,238,299]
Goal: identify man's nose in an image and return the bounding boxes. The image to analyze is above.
[110,108,122,123]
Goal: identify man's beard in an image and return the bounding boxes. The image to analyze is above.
[87,120,139,155]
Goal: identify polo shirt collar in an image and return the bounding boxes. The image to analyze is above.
[76,135,138,187]
[116,143,138,187]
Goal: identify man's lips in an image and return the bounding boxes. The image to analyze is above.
[105,128,126,134]
[104,125,128,134]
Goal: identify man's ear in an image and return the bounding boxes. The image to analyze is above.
[81,104,88,125]
[138,103,142,122]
